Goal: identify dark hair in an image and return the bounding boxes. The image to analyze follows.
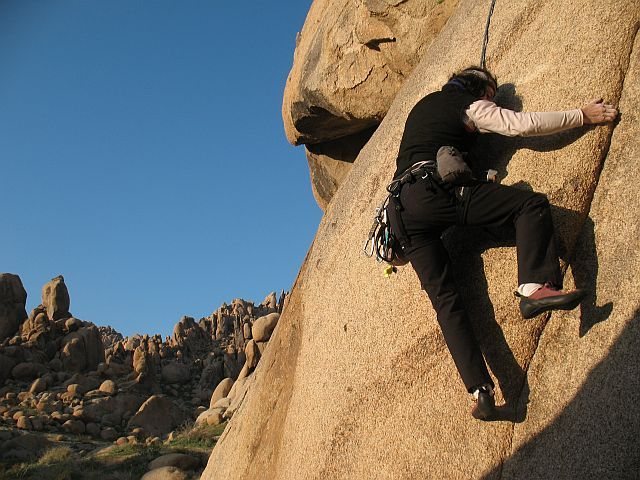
[448,66,498,98]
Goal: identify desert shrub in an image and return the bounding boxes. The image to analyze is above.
[37,447,74,465]
[166,421,227,450]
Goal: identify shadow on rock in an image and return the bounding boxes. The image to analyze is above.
[572,216,614,337]
[480,308,640,479]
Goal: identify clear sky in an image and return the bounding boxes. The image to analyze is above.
[1,1,321,338]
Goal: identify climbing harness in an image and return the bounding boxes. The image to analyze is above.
[363,161,437,273]
[363,155,498,276]
[480,0,498,68]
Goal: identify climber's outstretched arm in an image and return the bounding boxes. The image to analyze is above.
[465,98,618,137]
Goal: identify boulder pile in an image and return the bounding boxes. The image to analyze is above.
[0,273,287,465]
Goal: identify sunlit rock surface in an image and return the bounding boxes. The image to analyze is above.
[204,0,640,478]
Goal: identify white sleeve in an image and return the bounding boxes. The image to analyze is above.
[465,100,584,137]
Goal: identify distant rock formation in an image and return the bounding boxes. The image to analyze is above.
[99,325,124,350]
[204,0,640,479]
[41,275,70,321]
[0,273,28,342]
[0,273,288,462]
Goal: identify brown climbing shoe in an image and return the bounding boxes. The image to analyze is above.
[517,284,586,319]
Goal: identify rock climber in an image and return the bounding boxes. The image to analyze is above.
[388,66,618,420]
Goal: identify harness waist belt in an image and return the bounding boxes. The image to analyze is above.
[387,160,437,195]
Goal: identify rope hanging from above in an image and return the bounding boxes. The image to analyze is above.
[480,0,498,68]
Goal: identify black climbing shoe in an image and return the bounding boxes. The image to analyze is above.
[471,384,495,421]
[517,284,587,319]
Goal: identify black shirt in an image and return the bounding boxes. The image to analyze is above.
[394,85,478,179]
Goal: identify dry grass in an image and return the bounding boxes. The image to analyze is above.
[0,422,228,480]
[166,421,227,451]
[37,446,74,465]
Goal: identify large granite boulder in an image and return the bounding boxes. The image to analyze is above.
[251,313,280,342]
[282,0,458,209]
[132,344,147,372]
[215,312,235,340]
[0,432,52,461]
[99,325,124,349]
[10,362,47,382]
[20,306,52,341]
[41,275,70,321]
[141,466,188,480]
[128,395,188,438]
[283,0,457,145]
[199,355,225,391]
[76,392,146,424]
[148,453,201,472]
[210,378,234,408]
[0,273,27,341]
[60,324,105,373]
[204,1,640,479]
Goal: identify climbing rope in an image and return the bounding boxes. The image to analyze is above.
[480,0,497,68]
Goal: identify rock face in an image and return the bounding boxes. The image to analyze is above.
[497,26,640,480]
[251,313,280,342]
[61,324,105,373]
[172,316,210,355]
[128,395,188,438]
[305,127,377,209]
[42,275,70,321]
[0,274,27,342]
[204,1,640,479]
[282,0,459,209]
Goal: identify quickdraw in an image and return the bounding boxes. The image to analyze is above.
[363,195,398,264]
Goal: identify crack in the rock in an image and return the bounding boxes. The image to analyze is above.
[496,20,640,480]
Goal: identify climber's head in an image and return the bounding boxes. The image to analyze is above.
[447,66,498,100]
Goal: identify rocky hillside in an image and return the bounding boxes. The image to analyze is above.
[203,0,640,479]
[0,273,287,478]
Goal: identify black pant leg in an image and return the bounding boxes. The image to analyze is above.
[404,234,494,391]
[400,179,493,391]
[463,183,562,286]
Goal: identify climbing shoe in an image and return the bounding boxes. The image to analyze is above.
[471,384,495,421]
[517,283,586,319]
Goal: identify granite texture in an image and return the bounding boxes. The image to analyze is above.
[204,1,640,478]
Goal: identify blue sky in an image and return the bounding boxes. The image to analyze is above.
[1,1,321,338]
